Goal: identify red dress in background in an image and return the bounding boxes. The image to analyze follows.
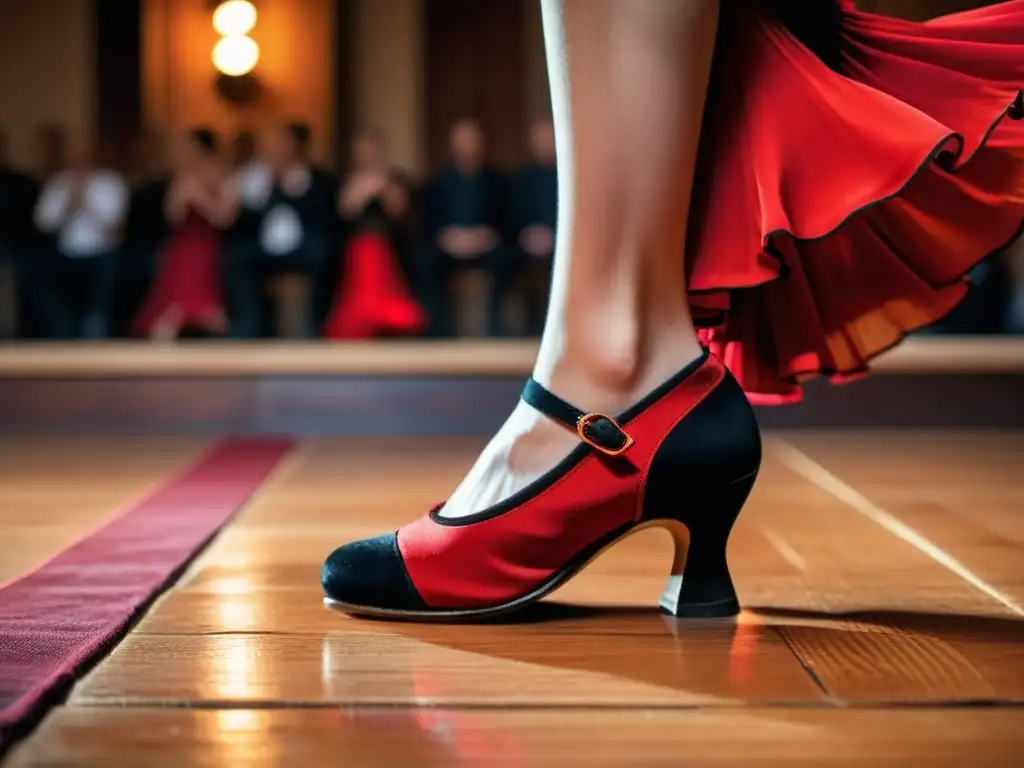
[133,207,224,336]
[690,0,1024,403]
[324,197,426,339]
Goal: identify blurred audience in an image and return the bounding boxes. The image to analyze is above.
[226,121,337,338]
[29,125,68,184]
[0,116,1019,341]
[420,119,509,337]
[134,128,235,340]
[325,130,425,338]
[16,126,67,338]
[230,130,258,172]
[0,132,37,339]
[113,131,171,336]
[511,119,557,336]
[33,140,128,338]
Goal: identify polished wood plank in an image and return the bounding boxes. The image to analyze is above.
[137,525,789,630]
[0,341,538,378]
[747,437,1024,702]
[8,434,1024,766]
[0,438,207,583]
[74,436,1024,708]
[0,338,1021,378]
[741,450,1000,614]
[72,438,820,707]
[10,707,1024,767]
[71,620,819,707]
[782,432,1024,602]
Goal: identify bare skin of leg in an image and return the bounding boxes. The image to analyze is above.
[441,0,720,518]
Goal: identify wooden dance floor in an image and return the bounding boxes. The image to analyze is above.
[3,432,1024,766]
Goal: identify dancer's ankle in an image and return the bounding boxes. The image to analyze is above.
[534,322,703,405]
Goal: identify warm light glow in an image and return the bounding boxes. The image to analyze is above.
[213,35,260,77]
[213,0,257,36]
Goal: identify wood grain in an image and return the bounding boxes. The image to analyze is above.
[4,433,1024,764]
[0,438,207,583]
[9,708,1024,767]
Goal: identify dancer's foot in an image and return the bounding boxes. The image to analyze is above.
[439,337,705,519]
[322,349,762,620]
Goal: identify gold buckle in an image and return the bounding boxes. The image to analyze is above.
[576,413,634,457]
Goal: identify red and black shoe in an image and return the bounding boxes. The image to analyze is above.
[322,349,761,621]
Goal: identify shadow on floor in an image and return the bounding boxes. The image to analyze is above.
[359,601,1024,702]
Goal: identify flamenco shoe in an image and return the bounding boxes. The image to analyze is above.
[322,348,761,621]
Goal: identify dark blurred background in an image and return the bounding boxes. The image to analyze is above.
[0,0,1019,344]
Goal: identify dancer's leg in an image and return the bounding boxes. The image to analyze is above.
[441,0,720,518]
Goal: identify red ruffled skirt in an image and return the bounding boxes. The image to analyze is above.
[692,1,1024,403]
[325,232,427,339]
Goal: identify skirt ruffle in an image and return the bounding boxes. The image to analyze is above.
[690,1,1024,404]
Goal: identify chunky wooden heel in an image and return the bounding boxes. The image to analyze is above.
[657,470,758,619]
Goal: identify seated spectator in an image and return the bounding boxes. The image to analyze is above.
[324,130,425,339]
[113,130,170,337]
[33,140,128,338]
[418,119,510,337]
[511,119,558,336]
[224,121,337,338]
[133,128,236,340]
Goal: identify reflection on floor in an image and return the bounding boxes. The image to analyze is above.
[3,433,1024,766]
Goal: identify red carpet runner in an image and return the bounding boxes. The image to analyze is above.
[0,438,293,746]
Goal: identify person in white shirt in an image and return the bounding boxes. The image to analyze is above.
[33,142,128,338]
[222,122,338,338]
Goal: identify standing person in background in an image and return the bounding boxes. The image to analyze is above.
[33,139,128,338]
[114,130,170,337]
[418,120,510,338]
[324,131,425,339]
[133,128,236,340]
[225,122,337,338]
[511,119,558,336]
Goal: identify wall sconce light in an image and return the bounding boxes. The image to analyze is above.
[212,0,261,104]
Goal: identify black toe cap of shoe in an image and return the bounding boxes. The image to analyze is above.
[321,533,428,612]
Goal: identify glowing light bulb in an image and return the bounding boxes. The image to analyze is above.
[213,35,260,77]
[213,0,257,36]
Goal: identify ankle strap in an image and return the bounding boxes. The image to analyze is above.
[521,379,634,457]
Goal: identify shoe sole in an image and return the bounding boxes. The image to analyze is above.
[323,518,740,622]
